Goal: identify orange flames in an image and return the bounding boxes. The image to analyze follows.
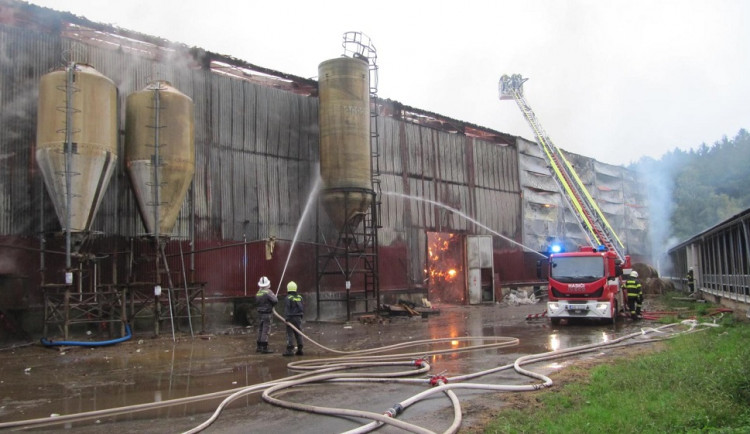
[427,233,461,283]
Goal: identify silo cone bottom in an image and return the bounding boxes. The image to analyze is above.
[321,189,371,231]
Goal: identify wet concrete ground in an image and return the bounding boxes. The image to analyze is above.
[0,302,650,433]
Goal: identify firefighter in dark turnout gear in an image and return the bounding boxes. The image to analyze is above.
[687,268,695,293]
[624,271,643,319]
[282,281,304,356]
[255,276,277,353]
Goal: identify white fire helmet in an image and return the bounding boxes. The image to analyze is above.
[258,276,271,288]
[630,271,639,278]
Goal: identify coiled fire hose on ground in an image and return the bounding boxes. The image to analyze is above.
[0,316,718,433]
[187,318,718,434]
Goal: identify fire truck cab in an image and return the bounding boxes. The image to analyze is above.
[546,246,629,325]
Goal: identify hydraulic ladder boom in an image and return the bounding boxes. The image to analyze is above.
[499,74,627,263]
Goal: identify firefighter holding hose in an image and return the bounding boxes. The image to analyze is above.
[282,281,305,357]
[624,271,643,320]
[255,276,277,354]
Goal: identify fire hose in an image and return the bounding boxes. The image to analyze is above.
[0,318,719,433]
[187,317,715,434]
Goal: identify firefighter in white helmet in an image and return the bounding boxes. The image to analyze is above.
[255,276,277,353]
[623,271,643,319]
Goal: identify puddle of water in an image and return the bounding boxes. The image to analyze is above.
[0,304,647,431]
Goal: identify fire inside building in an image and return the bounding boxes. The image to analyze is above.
[0,0,649,340]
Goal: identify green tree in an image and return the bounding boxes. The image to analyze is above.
[632,128,749,243]
[671,169,741,240]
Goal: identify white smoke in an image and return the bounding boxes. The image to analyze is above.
[636,156,676,275]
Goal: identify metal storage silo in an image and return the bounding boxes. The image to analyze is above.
[318,57,372,230]
[125,81,195,237]
[36,63,118,235]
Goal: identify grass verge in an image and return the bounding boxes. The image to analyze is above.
[484,301,750,433]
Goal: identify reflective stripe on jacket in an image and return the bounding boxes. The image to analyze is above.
[285,293,304,317]
[256,288,278,313]
[624,279,642,297]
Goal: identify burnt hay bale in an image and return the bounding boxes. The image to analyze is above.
[643,278,674,295]
[632,263,658,279]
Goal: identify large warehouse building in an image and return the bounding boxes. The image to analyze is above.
[0,0,649,338]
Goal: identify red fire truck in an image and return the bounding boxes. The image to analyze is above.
[546,246,631,324]
[500,74,633,324]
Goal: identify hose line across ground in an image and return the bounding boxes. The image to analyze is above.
[0,316,719,433]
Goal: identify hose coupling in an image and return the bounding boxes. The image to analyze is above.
[384,403,404,417]
[413,358,426,367]
[429,375,448,387]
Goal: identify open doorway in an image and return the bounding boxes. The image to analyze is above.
[426,231,465,304]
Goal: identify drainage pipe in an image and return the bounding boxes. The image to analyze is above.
[40,324,132,347]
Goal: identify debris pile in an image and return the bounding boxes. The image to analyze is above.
[503,289,539,306]
[378,298,439,318]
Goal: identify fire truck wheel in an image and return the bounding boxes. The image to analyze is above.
[550,317,561,326]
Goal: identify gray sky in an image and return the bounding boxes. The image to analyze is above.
[28,0,750,166]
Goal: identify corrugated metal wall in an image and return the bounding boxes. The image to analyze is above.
[377,116,521,288]
[0,22,323,300]
[0,27,55,237]
[0,25,320,244]
[518,137,585,251]
[518,134,650,259]
[0,5,648,309]
[0,20,522,296]
[198,77,318,243]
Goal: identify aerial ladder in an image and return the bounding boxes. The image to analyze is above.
[499,74,627,263]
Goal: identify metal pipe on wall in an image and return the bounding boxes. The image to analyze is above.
[64,64,74,273]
